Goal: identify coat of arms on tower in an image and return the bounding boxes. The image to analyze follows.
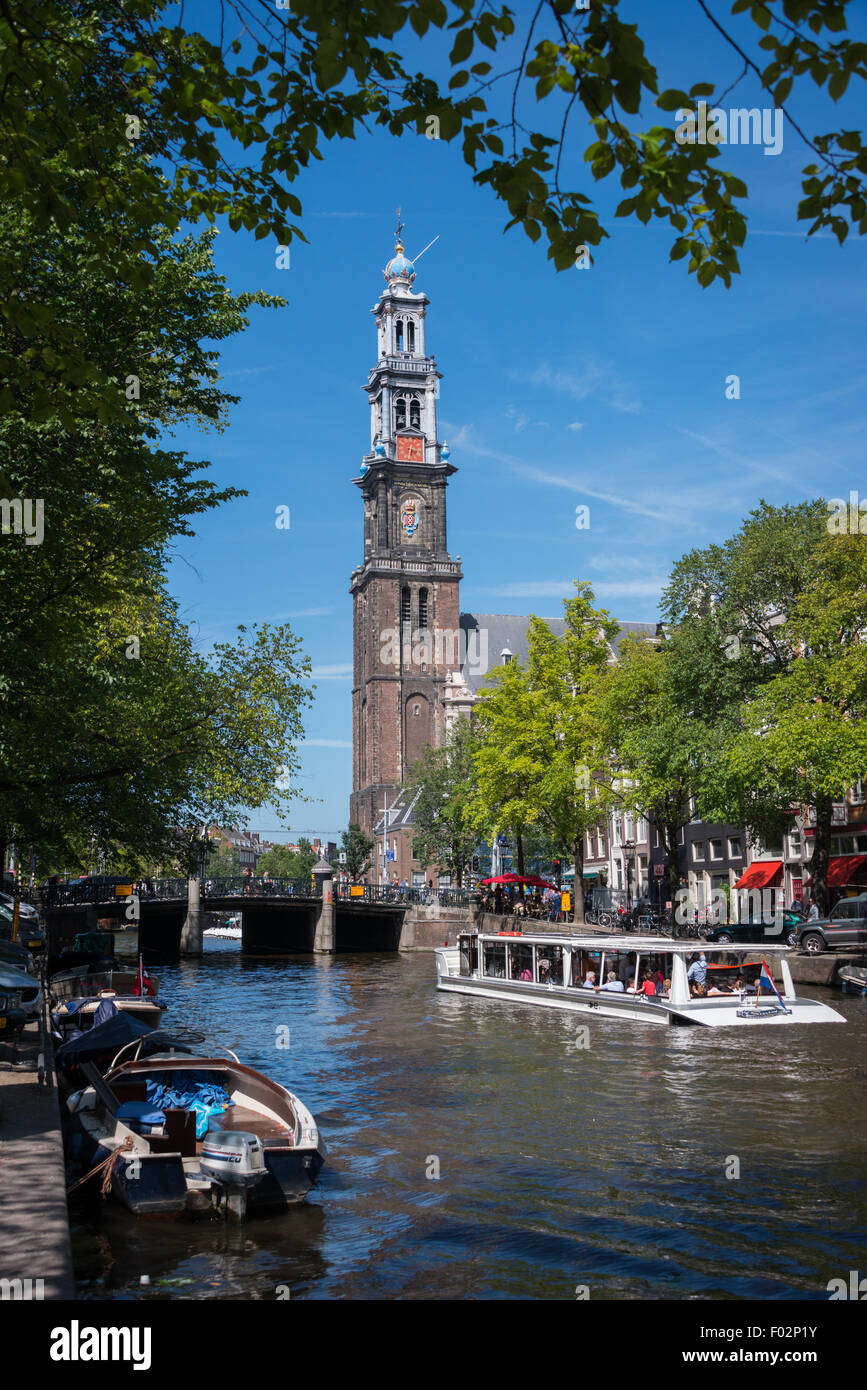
[401,497,419,538]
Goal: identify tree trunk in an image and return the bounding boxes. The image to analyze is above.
[516,829,525,878]
[572,838,585,923]
[810,799,832,916]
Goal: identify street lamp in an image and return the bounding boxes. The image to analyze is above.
[623,840,636,911]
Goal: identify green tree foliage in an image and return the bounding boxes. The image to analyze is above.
[700,528,867,913]
[405,718,482,886]
[473,582,618,921]
[257,838,317,879]
[599,632,699,919]
[205,844,242,878]
[0,160,310,868]
[340,823,376,882]
[0,0,864,387]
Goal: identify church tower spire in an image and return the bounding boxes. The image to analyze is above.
[349,225,463,881]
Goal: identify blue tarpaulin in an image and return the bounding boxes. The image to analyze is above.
[144,1074,234,1139]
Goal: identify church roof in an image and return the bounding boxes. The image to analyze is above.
[459,612,661,692]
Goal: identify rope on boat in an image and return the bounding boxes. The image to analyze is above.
[66,1137,134,1196]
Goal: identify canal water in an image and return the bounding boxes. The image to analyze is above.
[70,941,867,1300]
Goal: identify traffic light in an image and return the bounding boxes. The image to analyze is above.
[472,855,479,872]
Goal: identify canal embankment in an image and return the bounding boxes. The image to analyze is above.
[0,1019,74,1300]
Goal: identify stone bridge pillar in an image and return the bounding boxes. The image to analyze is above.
[312,857,335,954]
[180,876,203,957]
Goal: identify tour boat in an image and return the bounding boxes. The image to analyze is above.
[64,1034,325,1220]
[435,931,846,1027]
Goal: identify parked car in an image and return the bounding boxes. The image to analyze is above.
[0,891,39,922]
[705,908,805,947]
[0,961,41,1019]
[0,988,26,1037]
[793,894,867,953]
[0,901,46,953]
[0,939,36,973]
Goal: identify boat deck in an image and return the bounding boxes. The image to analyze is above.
[209,1104,292,1143]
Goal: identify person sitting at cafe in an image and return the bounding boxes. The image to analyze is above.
[597,970,624,993]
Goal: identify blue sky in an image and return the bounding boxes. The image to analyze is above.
[166,1,867,841]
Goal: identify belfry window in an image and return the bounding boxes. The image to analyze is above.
[395,397,407,430]
[395,320,404,352]
[418,587,428,629]
[407,320,415,352]
[401,586,411,626]
[409,398,421,430]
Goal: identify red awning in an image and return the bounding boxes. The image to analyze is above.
[825,854,867,886]
[733,860,783,890]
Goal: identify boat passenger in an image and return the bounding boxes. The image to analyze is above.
[707,983,733,996]
[686,953,707,988]
[640,972,657,997]
[662,978,671,996]
[690,981,707,998]
[582,971,596,989]
[618,953,637,988]
[519,967,532,981]
[597,971,624,993]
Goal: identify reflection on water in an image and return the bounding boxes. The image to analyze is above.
[70,941,867,1300]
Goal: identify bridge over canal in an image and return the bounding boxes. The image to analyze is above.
[42,871,470,964]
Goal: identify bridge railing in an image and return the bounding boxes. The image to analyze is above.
[334,883,471,907]
[44,879,186,906]
[201,877,319,900]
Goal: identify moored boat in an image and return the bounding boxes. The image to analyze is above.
[436,931,846,1027]
[839,964,867,996]
[64,1033,325,1220]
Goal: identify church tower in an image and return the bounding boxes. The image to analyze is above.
[349,224,463,878]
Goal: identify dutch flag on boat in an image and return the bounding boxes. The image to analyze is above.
[758,957,790,1012]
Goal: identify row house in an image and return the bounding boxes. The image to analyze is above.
[583,787,867,915]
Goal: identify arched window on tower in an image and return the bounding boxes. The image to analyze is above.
[401,586,412,626]
[395,320,404,352]
[407,320,415,352]
[395,396,407,431]
[418,587,428,630]
[410,397,421,430]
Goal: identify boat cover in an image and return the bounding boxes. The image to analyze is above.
[56,1011,153,1069]
[144,1074,235,1139]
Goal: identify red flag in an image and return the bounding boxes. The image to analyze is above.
[133,954,155,997]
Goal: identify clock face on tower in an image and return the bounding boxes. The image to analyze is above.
[396,435,423,463]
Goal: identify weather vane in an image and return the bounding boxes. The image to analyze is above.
[395,205,404,244]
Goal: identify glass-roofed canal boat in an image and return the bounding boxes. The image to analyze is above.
[435,931,846,1027]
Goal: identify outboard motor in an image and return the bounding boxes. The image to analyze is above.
[200,1131,266,1220]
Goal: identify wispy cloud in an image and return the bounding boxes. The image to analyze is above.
[219,362,295,378]
[512,359,640,415]
[304,738,352,748]
[268,607,334,621]
[311,663,353,681]
[568,421,584,431]
[512,463,673,522]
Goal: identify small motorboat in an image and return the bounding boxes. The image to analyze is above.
[839,964,867,996]
[51,967,160,1001]
[51,959,165,1039]
[52,991,166,1039]
[64,1033,325,1220]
